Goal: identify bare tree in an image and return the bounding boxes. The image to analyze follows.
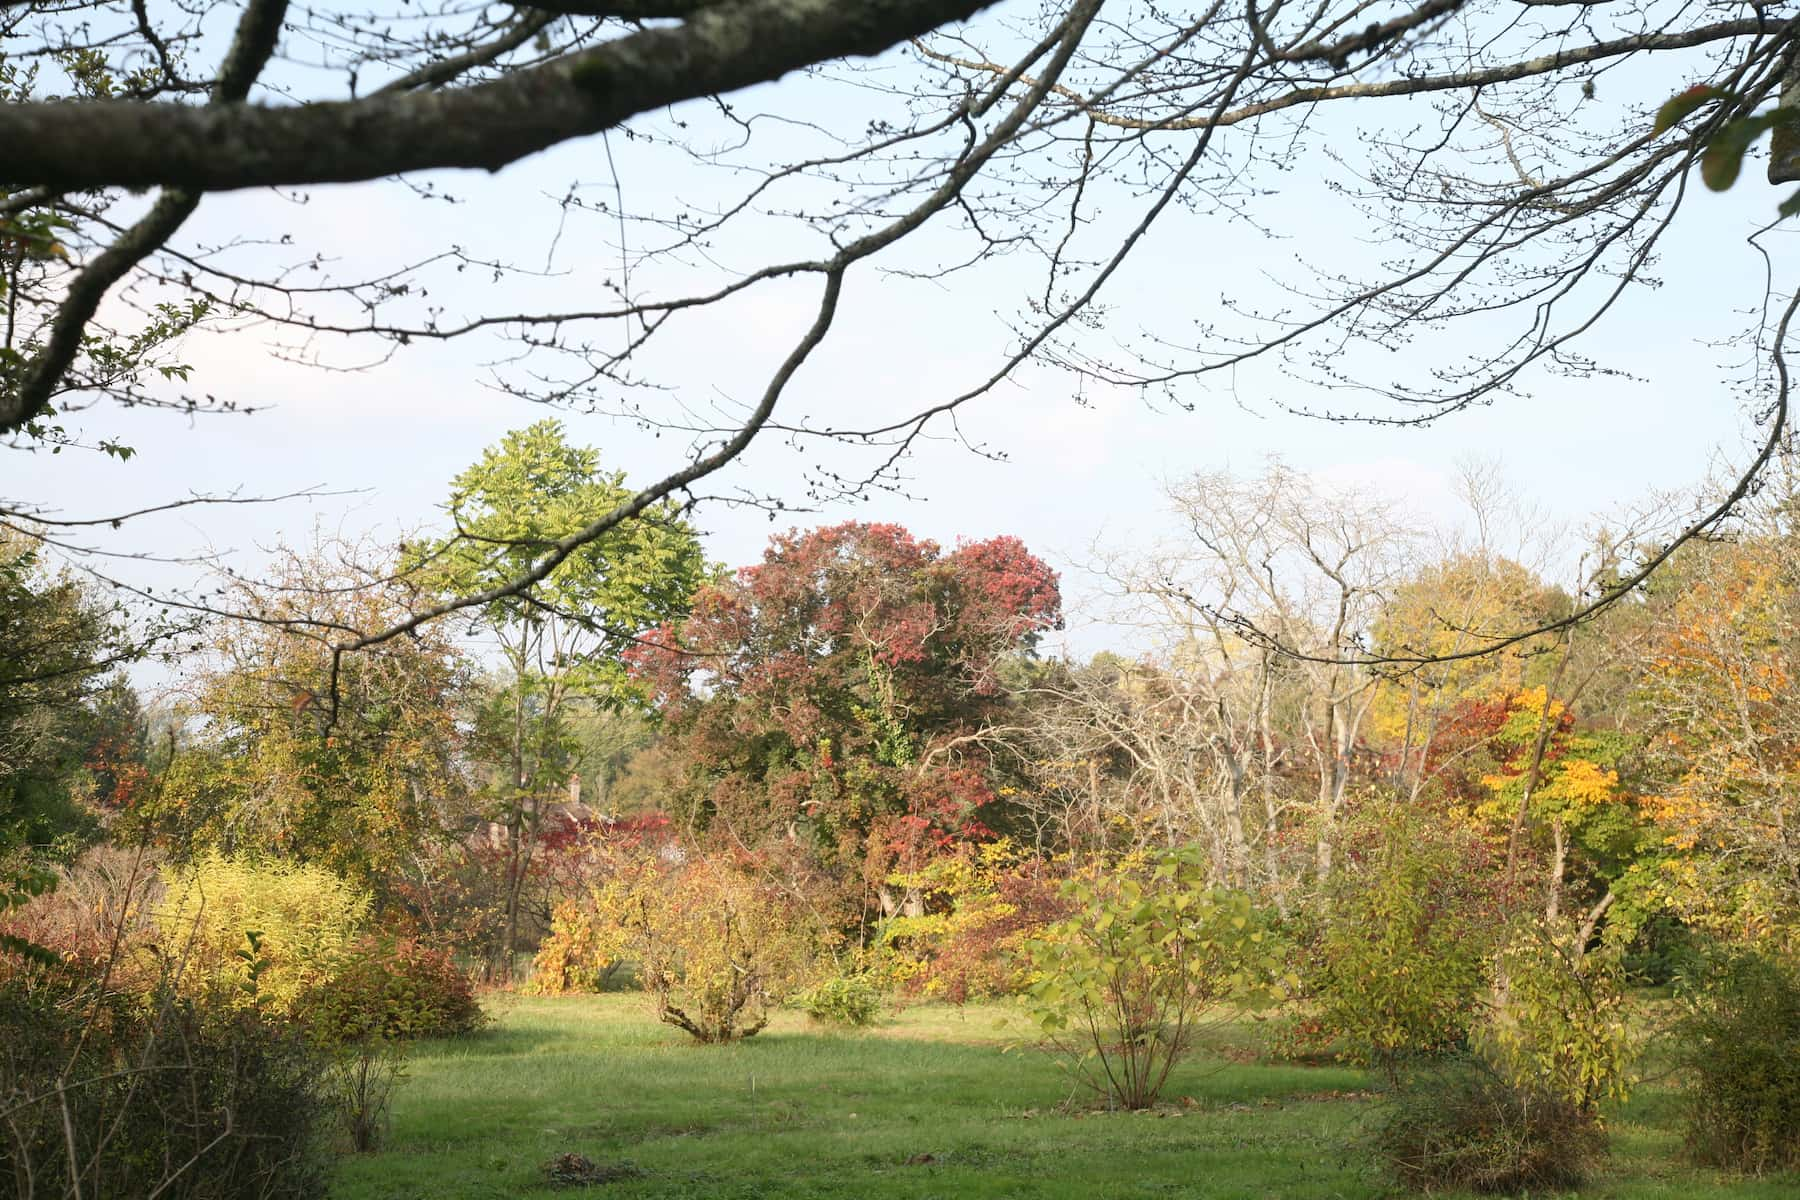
[1017,652,1301,903]
[1043,463,1411,892]
[3,0,1795,662]
[1150,464,1414,877]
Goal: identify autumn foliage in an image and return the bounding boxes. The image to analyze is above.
[608,851,829,1043]
[628,522,1061,891]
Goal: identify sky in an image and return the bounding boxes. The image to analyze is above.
[7,3,1793,682]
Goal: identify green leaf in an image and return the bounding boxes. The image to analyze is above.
[0,931,60,967]
[1700,114,1776,192]
[1654,85,1726,137]
[1701,125,1751,191]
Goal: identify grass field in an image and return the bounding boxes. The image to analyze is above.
[328,995,1794,1199]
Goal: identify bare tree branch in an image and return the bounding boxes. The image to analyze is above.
[0,0,1006,193]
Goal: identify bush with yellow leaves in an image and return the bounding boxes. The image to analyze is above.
[615,852,826,1043]
[877,839,1067,1002]
[526,861,641,996]
[154,853,369,1016]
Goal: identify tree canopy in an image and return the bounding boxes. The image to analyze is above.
[0,532,135,864]
[409,419,708,695]
[632,521,1060,890]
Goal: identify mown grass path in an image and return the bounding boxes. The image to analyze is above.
[330,996,1792,1199]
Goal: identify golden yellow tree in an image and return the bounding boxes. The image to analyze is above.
[1634,533,1800,944]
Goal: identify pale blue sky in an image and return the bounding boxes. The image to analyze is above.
[8,7,1791,675]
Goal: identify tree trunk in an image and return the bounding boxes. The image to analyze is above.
[1257,666,1289,915]
[1771,49,1800,184]
[1547,816,1565,923]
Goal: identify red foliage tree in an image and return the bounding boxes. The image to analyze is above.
[629,522,1060,901]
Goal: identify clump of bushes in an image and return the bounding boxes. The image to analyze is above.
[147,855,485,1167]
[154,854,485,1041]
[795,969,885,1027]
[1300,818,1498,1078]
[155,853,370,1016]
[1675,950,1800,1173]
[8,849,491,1179]
[1369,920,1632,1193]
[0,964,332,1199]
[1372,1058,1606,1194]
[296,934,484,1042]
[877,840,1068,1002]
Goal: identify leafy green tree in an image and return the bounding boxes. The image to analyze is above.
[419,420,708,699]
[408,420,706,977]
[0,531,140,864]
[154,538,470,898]
[0,530,149,957]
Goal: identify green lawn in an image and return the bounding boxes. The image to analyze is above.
[329,996,1792,1200]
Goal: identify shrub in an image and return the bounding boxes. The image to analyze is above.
[527,875,636,996]
[1675,950,1800,1173]
[155,854,370,1016]
[1372,1057,1605,1194]
[528,897,619,995]
[795,969,885,1027]
[1019,848,1286,1110]
[877,840,1068,1002]
[322,1039,407,1153]
[1305,818,1498,1077]
[617,853,825,1043]
[0,966,332,1199]
[1485,923,1633,1116]
[296,934,484,1042]
[0,845,162,977]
